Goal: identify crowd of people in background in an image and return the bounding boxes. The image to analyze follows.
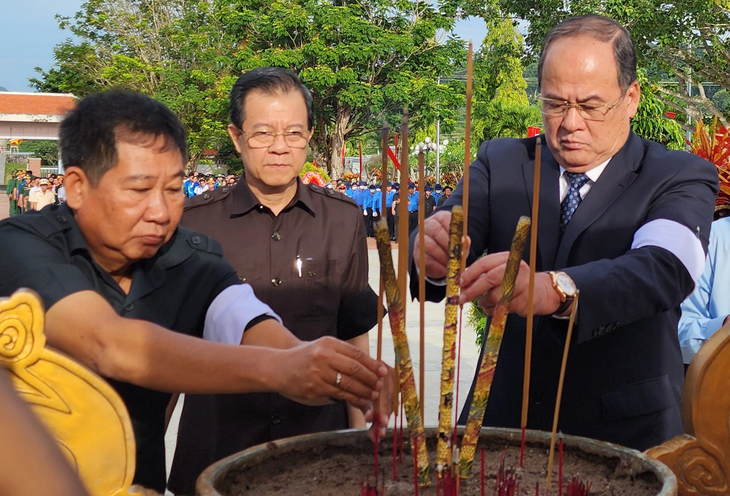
[183,172,238,197]
[5,169,66,216]
[321,177,454,240]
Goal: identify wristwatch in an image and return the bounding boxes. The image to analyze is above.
[549,271,577,316]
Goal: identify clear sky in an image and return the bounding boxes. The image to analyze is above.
[0,0,486,93]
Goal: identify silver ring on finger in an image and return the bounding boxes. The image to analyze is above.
[335,372,343,387]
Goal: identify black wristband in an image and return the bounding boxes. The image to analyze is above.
[245,314,277,331]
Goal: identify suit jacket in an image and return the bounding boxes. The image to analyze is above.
[412,132,718,450]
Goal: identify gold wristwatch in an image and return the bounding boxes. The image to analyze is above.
[549,271,577,316]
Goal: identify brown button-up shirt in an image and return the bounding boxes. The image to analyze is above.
[169,176,379,494]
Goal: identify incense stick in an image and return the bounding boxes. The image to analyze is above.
[521,140,542,467]
[459,216,531,477]
[436,206,463,472]
[397,110,410,331]
[418,150,426,421]
[373,218,430,485]
[377,122,388,365]
[545,294,580,494]
[461,40,473,269]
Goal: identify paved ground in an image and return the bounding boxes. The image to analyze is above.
[0,196,480,487]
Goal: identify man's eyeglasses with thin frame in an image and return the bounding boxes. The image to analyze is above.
[239,129,310,149]
[538,87,629,122]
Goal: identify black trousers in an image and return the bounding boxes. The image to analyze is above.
[387,209,396,239]
[408,211,418,235]
[365,208,375,237]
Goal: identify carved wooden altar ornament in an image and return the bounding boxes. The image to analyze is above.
[0,289,154,496]
[647,323,730,496]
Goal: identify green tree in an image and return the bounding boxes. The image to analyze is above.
[632,70,685,150]
[218,0,465,177]
[32,0,466,177]
[18,141,59,166]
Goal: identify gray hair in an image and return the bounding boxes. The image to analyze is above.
[537,14,637,92]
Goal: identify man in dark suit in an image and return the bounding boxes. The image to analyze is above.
[413,14,718,451]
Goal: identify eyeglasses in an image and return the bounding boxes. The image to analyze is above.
[240,129,310,149]
[538,88,628,122]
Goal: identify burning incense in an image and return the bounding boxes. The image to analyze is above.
[521,140,542,467]
[436,206,464,471]
[545,294,580,494]
[459,216,531,477]
[373,218,430,485]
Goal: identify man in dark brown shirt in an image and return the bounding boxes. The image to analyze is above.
[168,68,380,494]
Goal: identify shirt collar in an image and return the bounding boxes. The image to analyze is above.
[559,157,612,183]
[231,174,317,217]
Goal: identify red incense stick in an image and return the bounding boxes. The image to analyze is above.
[413,436,420,496]
[559,436,564,496]
[480,449,485,496]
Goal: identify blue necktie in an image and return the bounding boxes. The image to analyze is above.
[559,172,591,236]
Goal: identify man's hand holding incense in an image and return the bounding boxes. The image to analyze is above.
[458,251,562,316]
[414,210,454,279]
[275,336,388,409]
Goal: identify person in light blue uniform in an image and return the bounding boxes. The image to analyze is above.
[407,182,418,235]
[679,216,730,364]
[372,184,382,219]
[344,181,354,198]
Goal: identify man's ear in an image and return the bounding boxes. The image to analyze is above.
[626,80,641,119]
[227,124,244,155]
[63,166,91,210]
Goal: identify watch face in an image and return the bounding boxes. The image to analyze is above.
[557,273,577,295]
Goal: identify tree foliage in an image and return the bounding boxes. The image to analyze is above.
[631,70,685,150]
[31,0,466,177]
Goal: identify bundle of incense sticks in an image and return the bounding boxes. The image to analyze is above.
[459,216,532,477]
[436,206,464,471]
[373,217,430,486]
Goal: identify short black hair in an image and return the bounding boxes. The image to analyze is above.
[59,89,188,186]
[538,14,637,92]
[229,67,314,130]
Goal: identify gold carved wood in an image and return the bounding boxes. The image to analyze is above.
[646,324,730,495]
[0,289,147,496]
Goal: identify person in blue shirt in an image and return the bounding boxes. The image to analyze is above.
[384,182,397,240]
[407,182,418,235]
[352,181,365,207]
[372,184,382,223]
[364,184,375,237]
[679,216,730,365]
[433,183,443,203]
[344,181,354,198]
[184,173,199,198]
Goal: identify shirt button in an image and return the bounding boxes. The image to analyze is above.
[271,277,282,287]
[203,193,211,199]
[56,215,67,223]
[308,270,316,277]
[239,276,247,283]
[270,413,282,425]
[191,235,201,245]
[124,303,134,312]
[271,232,282,241]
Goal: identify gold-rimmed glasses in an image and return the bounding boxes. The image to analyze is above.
[538,87,629,122]
[240,129,310,149]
